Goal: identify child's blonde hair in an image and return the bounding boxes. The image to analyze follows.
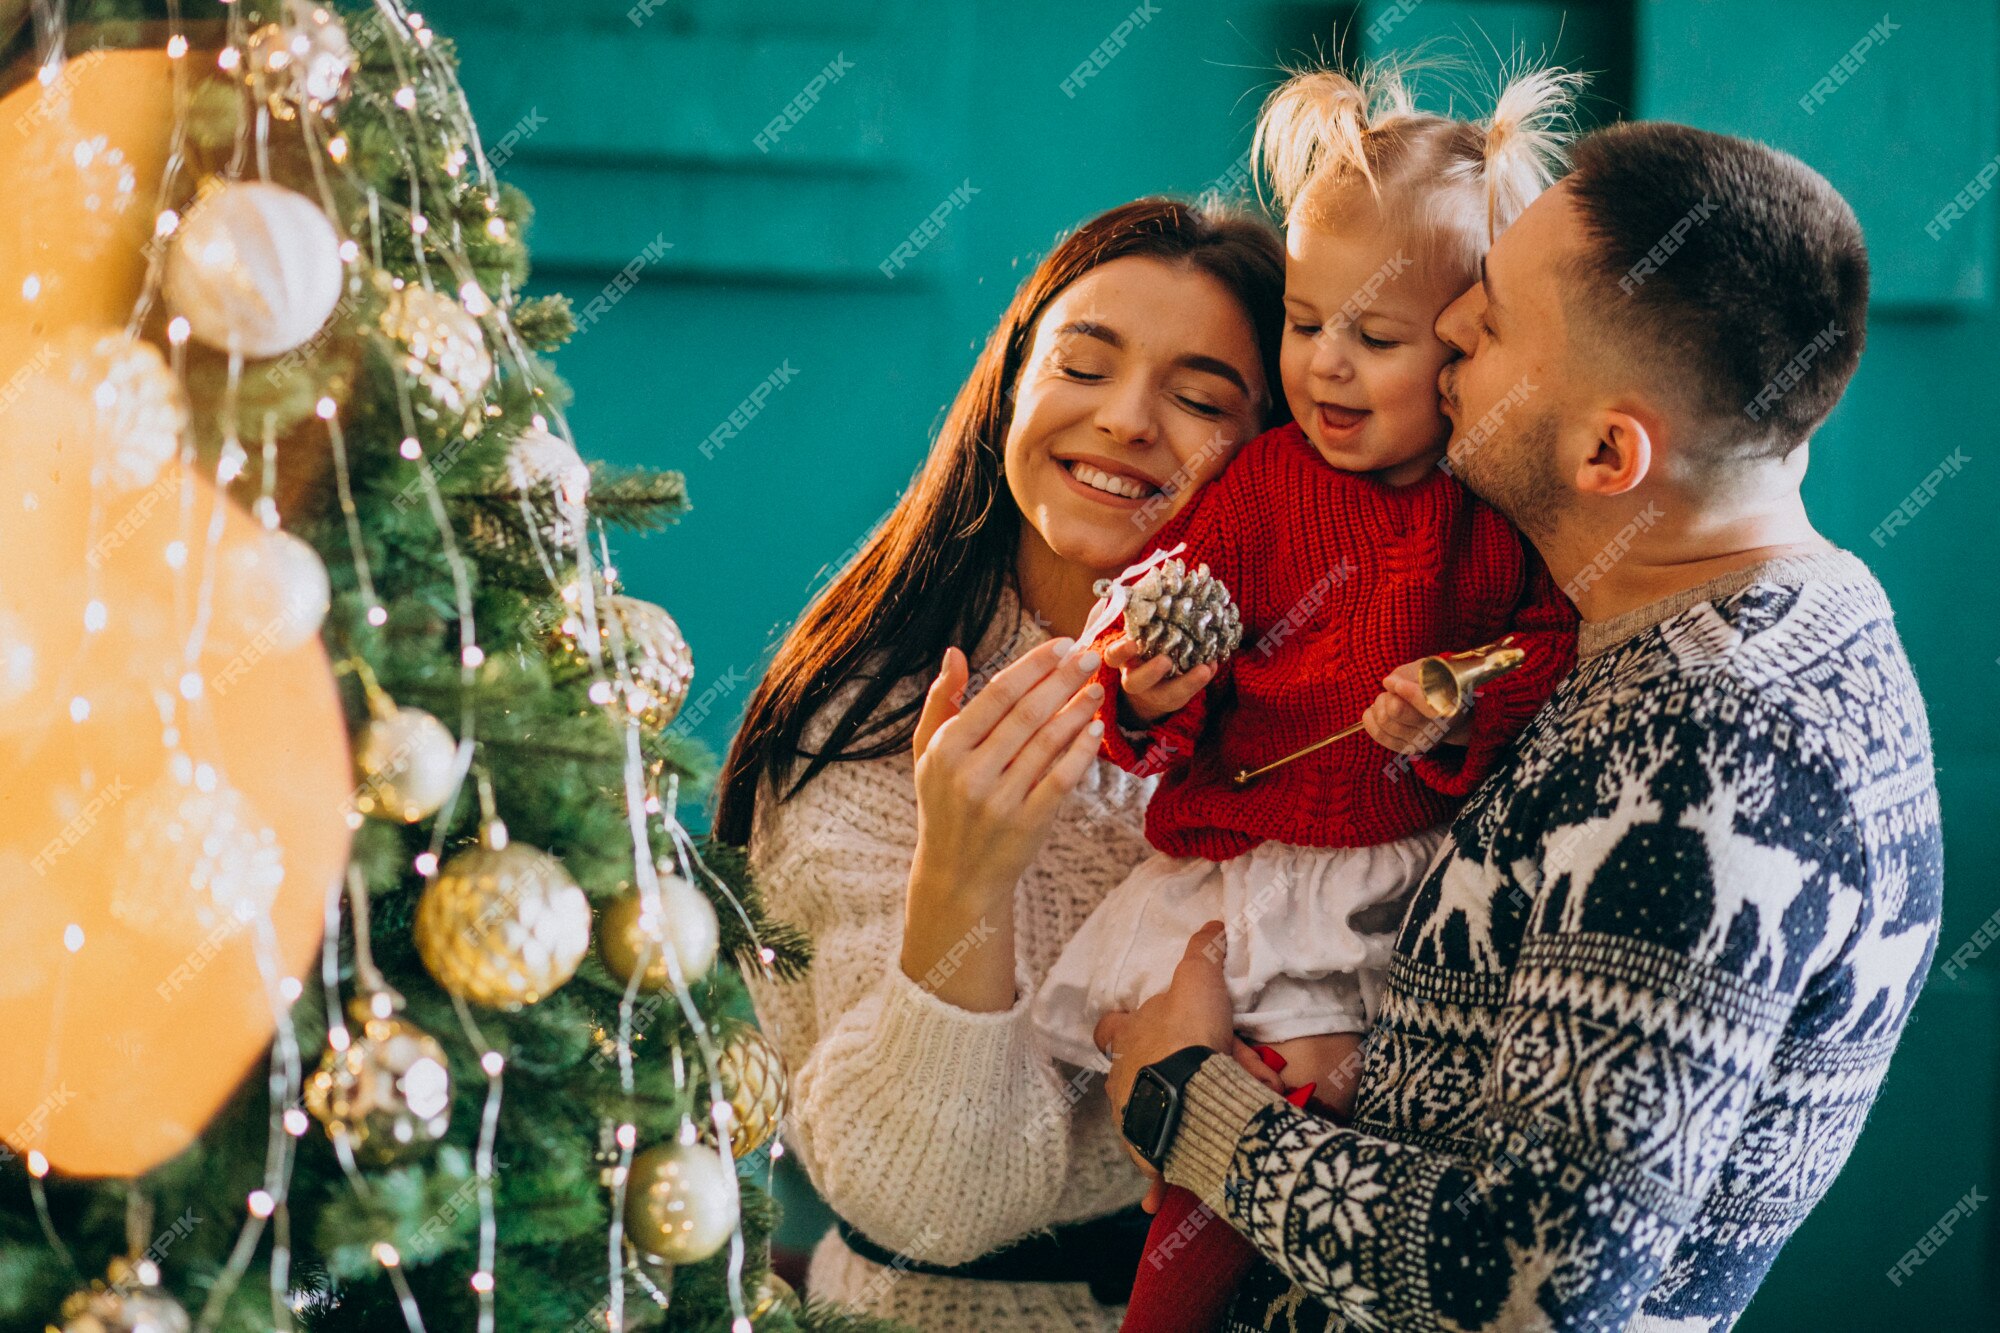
[1252,57,1583,279]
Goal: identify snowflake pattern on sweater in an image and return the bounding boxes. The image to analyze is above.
[1163,551,1941,1333]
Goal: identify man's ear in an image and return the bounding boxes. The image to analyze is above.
[1574,408,1652,497]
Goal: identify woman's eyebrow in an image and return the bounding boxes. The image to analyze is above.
[1057,320,1249,397]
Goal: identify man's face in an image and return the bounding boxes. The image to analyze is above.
[1433,185,1582,540]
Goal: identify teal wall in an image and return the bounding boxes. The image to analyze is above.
[428,1,1997,1324]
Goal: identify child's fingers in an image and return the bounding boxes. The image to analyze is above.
[1102,635,1144,670]
[1121,654,1178,696]
[1362,694,1425,754]
[1382,670,1447,718]
[1153,661,1216,711]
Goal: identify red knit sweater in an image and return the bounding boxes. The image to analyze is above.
[1093,422,1577,861]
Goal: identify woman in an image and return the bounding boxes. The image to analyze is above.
[715,197,1288,1331]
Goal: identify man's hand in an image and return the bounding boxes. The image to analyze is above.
[1103,634,1218,727]
[1362,659,1472,755]
[1094,921,1237,1211]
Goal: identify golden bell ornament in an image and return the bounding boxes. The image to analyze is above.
[624,1138,740,1265]
[415,830,591,1008]
[561,596,694,736]
[1231,637,1529,787]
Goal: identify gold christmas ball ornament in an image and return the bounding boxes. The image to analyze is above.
[59,1258,190,1333]
[61,328,188,494]
[205,526,331,657]
[381,284,493,432]
[750,1272,801,1320]
[597,872,719,992]
[624,1138,740,1265]
[504,423,591,551]
[164,180,345,358]
[415,835,591,1008]
[243,0,356,119]
[711,1020,789,1159]
[575,595,694,735]
[354,705,460,823]
[304,997,452,1163]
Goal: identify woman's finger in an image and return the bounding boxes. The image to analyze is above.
[970,643,1101,777]
[998,679,1103,803]
[1022,709,1106,821]
[946,637,1075,749]
[913,646,969,761]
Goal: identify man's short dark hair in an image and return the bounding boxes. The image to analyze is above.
[1559,121,1868,463]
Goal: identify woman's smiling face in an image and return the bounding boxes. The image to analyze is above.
[1004,255,1268,574]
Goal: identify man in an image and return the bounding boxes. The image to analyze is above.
[1099,121,1941,1332]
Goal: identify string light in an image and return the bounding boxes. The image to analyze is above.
[166,33,188,58]
[217,47,241,71]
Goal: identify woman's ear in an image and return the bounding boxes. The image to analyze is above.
[1574,408,1652,497]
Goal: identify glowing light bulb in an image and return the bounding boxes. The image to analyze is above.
[279,976,303,1004]
[284,1108,310,1136]
[393,86,416,110]
[167,316,191,345]
[470,1271,494,1293]
[166,34,189,58]
[327,136,349,163]
[415,851,438,876]
[248,1190,275,1218]
[481,1051,505,1076]
[400,438,422,460]
[366,605,388,626]
[83,601,106,632]
[461,645,484,668]
[27,1151,49,1178]
[63,924,84,952]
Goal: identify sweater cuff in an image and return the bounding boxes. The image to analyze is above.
[1162,1053,1285,1212]
[876,959,1040,1085]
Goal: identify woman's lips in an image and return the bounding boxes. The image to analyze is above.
[1057,458,1153,508]
[1316,403,1371,439]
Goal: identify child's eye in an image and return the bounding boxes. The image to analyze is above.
[1289,321,1321,338]
[1359,332,1399,350]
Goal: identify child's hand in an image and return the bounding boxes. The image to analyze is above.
[1102,634,1217,727]
[1256,1032,1365,1121]
[1362,660,1472,755]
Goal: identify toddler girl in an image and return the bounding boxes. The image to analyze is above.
[1029,61,1584,1331]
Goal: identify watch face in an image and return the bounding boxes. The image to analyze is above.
[1125,1069,1175,1162]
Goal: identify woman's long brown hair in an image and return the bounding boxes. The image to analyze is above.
[712,197,1288,845]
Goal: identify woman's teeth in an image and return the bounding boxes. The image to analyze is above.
[1069,462,1152,500]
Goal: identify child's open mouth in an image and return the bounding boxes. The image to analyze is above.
[1316,403,1371,439]
[1059,458,1162,504]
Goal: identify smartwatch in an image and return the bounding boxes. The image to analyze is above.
[1120,1045,1215,1170]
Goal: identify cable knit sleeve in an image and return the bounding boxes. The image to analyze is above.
[743,745,1086,1265]
[1411,536,1577,798]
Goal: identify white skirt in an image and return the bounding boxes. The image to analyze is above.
[1032,830,1448,1072]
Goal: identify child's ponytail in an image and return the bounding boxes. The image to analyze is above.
[1252,63,1417,216]
[1479,65,1587,239]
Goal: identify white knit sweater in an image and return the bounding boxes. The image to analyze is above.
[744,582,1159,1332]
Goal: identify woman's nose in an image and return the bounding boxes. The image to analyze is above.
[1094,375,1157,447]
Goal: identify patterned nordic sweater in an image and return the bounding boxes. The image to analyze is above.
[1156,550,1942,1333]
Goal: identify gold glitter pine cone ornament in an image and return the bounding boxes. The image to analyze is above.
[568,595,694,736]
[414,830,592,1008]
[303,994,453,1163]
[1116,556,1243,674]
[710,1019,789,1159]
[380,283,493,434]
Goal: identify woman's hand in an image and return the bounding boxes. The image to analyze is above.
[900,637,1107,1011]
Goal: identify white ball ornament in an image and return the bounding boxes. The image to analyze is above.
[206,527,331,657]
[164,181,344,358]
[61,329,186,494]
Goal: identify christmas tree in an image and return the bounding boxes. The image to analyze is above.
[0,4,903,1329]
